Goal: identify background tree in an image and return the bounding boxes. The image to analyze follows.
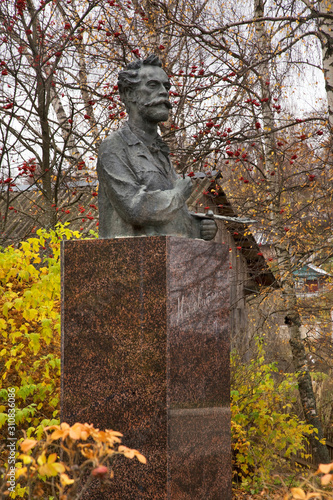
[154,0,333,463]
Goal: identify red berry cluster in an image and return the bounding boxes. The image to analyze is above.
[18,158,37,178]
[15,0,26,16]
[77,160,86,170]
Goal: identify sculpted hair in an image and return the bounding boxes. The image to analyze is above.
[117,55,163,106]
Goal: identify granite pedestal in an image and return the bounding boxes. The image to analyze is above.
[61,236,231,499]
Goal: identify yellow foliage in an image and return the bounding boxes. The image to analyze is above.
[231,342,315,487]
[0,225,84,444]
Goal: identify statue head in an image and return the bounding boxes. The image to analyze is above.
[118,55,171,123]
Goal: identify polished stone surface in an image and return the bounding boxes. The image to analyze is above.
[61,236,231,499]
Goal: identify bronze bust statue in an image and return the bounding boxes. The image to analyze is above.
[97,55,217,240]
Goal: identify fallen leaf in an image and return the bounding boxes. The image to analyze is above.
[291,488,306,500]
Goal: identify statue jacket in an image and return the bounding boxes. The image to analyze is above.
[97,122,201,239]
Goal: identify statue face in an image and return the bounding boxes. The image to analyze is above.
[132,65,172,123]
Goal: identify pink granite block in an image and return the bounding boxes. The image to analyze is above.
[61,236,231,499]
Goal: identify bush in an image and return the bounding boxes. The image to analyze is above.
[1,421,146,499]
[0,225,89,444]
[231,342,315,488]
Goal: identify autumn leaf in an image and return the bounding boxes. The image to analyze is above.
[60,473,74,486]
[19,454,34,465]
[15,467,28,478]
[321,473,333,486]
[20,438,37,452]
[38,452,65,477]
[69,423,86,440]
[47,422,71,441]
[134,451,147,464]
[290,488,306,499]
[317,462,333,474]
[78,444,96,459]
[118,445,146,463]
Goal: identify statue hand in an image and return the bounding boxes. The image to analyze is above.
[174,177,193,200]
[200,218,217,240]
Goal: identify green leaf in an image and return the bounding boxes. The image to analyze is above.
[2,302,13,318]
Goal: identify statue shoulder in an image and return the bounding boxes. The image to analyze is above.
[99,127,126,153]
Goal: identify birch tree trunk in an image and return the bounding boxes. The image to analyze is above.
[318,0,333,129]
[253,0,330,465]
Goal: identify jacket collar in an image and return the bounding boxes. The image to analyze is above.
[118,122,171,179]
[119,122,170,157]
[119,122,142,146]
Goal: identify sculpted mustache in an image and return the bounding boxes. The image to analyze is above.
[144,99,172,109]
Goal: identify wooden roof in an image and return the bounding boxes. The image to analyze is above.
[187,171,277,289]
